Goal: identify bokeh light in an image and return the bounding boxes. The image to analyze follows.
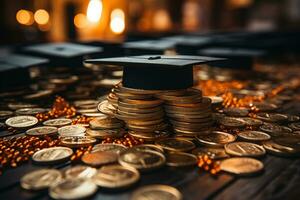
[74,13,88,29]
[87,0,102,23]
[34,9,49,25]
[110,9,125,34]
[16,9,34,25]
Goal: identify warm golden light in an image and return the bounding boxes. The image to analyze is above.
[110,9,125,34]
[87,0,102,23]
[16,9,34,25]
[153,9,171,30]
[34,9,49,25]
[74,13,88,29]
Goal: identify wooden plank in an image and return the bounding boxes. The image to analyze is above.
[212,156,295,200]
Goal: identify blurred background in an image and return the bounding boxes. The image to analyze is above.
[1,0,300,44]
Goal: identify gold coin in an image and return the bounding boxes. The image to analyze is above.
[118,149,166,171]
[196,131,236,147]
[32,147,73,164]
[218,117,246,128]
[58,125,86,137]
[82,151,118,167]
[128,130,169,142]
[253,102,278,112]
[274,136,300,149]
[8,102,37,110]
[0,110,13,119]
[15,108,47,115]
[223,107,249,117]
[126,118,164,126]
[165,97,211,108]
[118,105,163,114]
[263,140,300,157]
[49,178,97,200]
[259,123,292,137]
[64,165,97,179]
[132,144,164,153]
[240,117,263,127]
[237,131,271,142]
[21,169,62,190]
[206,96,223,105]
[89,116,123,129]
[126,122,168,132]
[256,113,288,123]
[166,152,198,167]
[115,112,163,121]
[155,138,196,152]
[115,90,153,100]
[5,115,38,128]
[192,147,229,159]
[60,136,97,148]
[131,185,182,200]
[86,128,125,139]
[120,99,163,107]
[97,100,117,115]
[92,143,127,154]
[157,88,202,101]
[220,157,264,176]
[92,165,140,189]
[43,118,72,127]
[118,109,164,119]
[26,126,58,136]
[225,142,266,157]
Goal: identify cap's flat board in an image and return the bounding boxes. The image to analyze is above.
[0,54,49,68]
[85,55,225,68]
[123,40,176,50]
[24,43,103,58]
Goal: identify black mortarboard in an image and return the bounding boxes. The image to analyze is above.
[198,47,265,69]
[84,55,224,90]
[123,40,176,55]
[22,43,103,67]
[0,54,48,90]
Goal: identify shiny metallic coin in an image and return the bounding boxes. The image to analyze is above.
[43,118,72,127]
[115,90,153,100]
[128,130,169,142]
[165,97,211,108]
[118,85,162,95]
[126,122,168,132]
[91,143,127,154]
[26,126,58,136]
[86,128,125,139]
[49,178,97,200]
[256,113,288,123]
[97,100,116,115]
[0,110,13,119]
[118,149,166,171]
[263,140,300,157]
[218,117,246,128]
[89,116,123,129]
[207,96,223,105]
[225,142,266,157]
[166,152,198,167]
[83,112,108,117]
[240,117,263,127]
[132,144,164,154]
[74,99,99,108]
[5,115,38,128]
[118,105,163,114]
[77,108,98,114]
[58,125,86,137]
[21,169,62,190]
[118,100,162,109]
[274,136,300,149]
[223,107,249,117]
[32,147,73,164]
[115,112,164,121]
[60,136,96,148]
[253,102,278,112]
[65,165,97,179]
[126,118,164,126]
[196,131,236,147]
[157,88,202,101]
[288,122,300,131]
[131,185,182,200]
[237,131,271,142]
[155,138,196,152]
[82,151,118,167]
[260,123,292,137]
[92,165,140,189]
[8,102,37,110]
[192,147,229,159]
[24,90,52,100]
[15,108,47,115]
[220,157,264,176]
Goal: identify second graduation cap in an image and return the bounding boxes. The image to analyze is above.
[84,55,224,90]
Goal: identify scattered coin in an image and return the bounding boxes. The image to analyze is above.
[253,102,278,112]
[82,151,118,167]
[91,143,127,154]
[132,144,164,154]
[256,113,288,123]
[49,178,97,200]
[218,117,246,128]
[8,102,37,110]
[0,110,13,119]
[220,157,264,176]
[43,118,72,127]
[58,125,86,137]
[223,107,249,117]
[240,117,263,127]
[65,165,97,179]
[131,185,182,200]
[225,142,266,157]
[97,100,116,115]
[260,123,292,137]
[155,138,196,152]
[86,128,125,139]
[118,148,166,171]
[15,108,47,115]
[263,140,300,157]
[196,131,236,147]
[166,152,198,167]
[237,131,271,142]
[60,136,96,148]
[192,147,229,159]
[92,165,140,189]
[5,116,38,128]
[129,130,170,142]
[32,147,73,164]
[26,126,58,136]
[21,169,63,190]
[89,116,123,129]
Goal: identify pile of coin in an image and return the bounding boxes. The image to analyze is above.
[157,88,213,138]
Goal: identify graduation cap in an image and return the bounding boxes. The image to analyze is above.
[22,43,103,67]
[123,40,176,55]
[0,54,48,90]
[84,55,224,90]
[198,47,265,69]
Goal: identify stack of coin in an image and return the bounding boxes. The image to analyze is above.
[86,115,125,139]
[111,85,168,139]
[157,88,213,137]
